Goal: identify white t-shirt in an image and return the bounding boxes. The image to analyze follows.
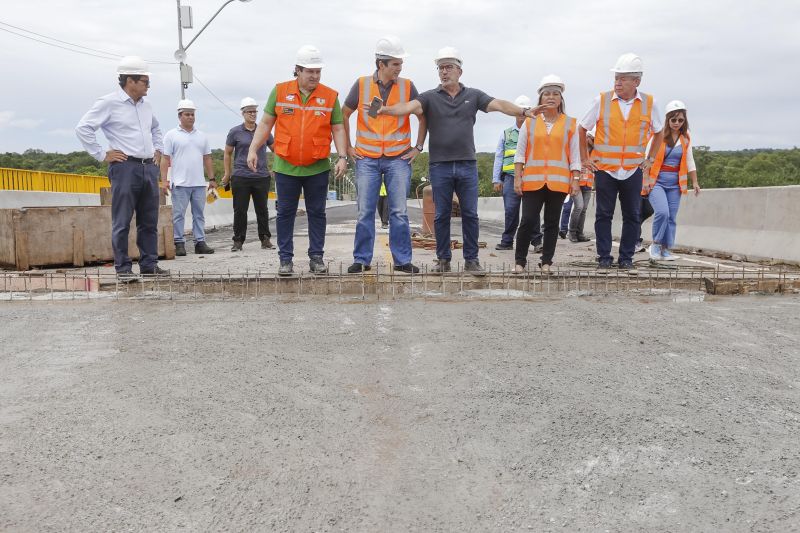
[579,89,663,181]
[164,126,211,187]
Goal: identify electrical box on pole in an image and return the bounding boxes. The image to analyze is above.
[180,5,193,28]
[180,63,193,85]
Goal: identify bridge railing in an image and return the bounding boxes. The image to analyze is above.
[0,168,110,194]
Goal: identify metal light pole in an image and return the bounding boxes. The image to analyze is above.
[175,0,253,98]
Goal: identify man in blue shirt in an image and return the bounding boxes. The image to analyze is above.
[491,94,542,253]
[76,56,166,281]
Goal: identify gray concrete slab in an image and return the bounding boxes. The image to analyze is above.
[1,295,799,531]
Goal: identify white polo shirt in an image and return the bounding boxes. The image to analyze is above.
[579,89,663,181]
[163,126,211,187]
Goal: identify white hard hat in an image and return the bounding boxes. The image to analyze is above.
[240,97,258,109]
[117,55,150,76]
[375,35,409,59]
[537,74,565,94]
[295,44,325,69]
[513,95,532,108]
[177,99,196,111]
[610,52,644,74]
[665,100,687,114]
[434,46,463,67]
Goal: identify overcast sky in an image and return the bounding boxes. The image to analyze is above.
[1,0,798,155]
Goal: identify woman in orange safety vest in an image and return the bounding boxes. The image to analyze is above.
[513,75,582,275]
[643,100,700,261]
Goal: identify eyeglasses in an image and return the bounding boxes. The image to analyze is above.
[669,117,685,124]
[243,110,257,114]
[136,78,150,87]
[437,64,457,72]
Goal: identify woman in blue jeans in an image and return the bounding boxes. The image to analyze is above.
[645,100,700,261]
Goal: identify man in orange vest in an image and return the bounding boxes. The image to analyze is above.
[247,45,348,276]
[578,53,664,271]
[342,35,427,274]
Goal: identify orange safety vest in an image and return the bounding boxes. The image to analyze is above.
[521,114,576,194]
[579,149,594,187]
[649,134,691,195]
[355,76,412,158]
[272,80,338,167]
[593,90,654,172]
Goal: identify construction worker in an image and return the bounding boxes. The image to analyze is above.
[646,100,701,261]
[247,45,348,276]
[377,180,389,229]
[75,56,166,281]
[513,75,581,275]
[222,97,275,252]
[492,95,543,253]
[567,132,595,242]
[379,46,542,275]
[161,99,216,256]
[579,53,664,271]
[342,35,426,275]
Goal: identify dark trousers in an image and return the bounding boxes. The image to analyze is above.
[376,195,389,226]
[232,176,271,243]
[636,195,654,243]
[108,160,160,273]
[275,171,328,262]
[515,187,567,266]
[594,169,643,264]
[500,173,541,247]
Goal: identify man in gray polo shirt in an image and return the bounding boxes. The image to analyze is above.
[379,46,541,274]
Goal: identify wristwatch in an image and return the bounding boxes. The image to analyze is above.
[414,144,424,152]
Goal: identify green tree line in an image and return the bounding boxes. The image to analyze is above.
[3,147,799,195]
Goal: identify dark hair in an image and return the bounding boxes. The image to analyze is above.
[375,58,389,71]
[665,109,689,147]
[293,66,304,77]
[118,74,143,88]
[537,91,565,114]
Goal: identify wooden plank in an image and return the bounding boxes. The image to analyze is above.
[14,230,29,271]
[73,228,85,267]
[162,223,176,259]
[99,187,113,205]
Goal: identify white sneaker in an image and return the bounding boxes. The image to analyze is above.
[661,249,678,261]
[648,243,663,261]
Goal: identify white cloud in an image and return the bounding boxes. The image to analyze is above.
[0,110,44,129]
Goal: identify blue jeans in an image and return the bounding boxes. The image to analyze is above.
[108,160,160,273]
[171,185,207,244]
[429,160,480,261]
[594,169,643,264]
[500,173,541,247]
[353,156,412,265]
[650,184,682,249]
[275,171,328,262]
[568,186,593,237]
[560,195,573,232]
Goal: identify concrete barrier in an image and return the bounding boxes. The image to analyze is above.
[0,191,101,208]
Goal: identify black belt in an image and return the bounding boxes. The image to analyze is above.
[125,156,155,164]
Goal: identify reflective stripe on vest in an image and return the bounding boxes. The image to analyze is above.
[649,134,690,195]
[501,127,518,173]
[355,76,412,158]
[594,90,653,171]
[521,114,575,193]
[272,80,338,167]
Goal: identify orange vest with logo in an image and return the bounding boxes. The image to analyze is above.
[521,114,576,194]
[649,134,690,195]
[272,80,337,167]
[593,91,654,172]
[355,76,412,158]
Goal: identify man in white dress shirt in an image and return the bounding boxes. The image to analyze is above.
[75,56,167,280]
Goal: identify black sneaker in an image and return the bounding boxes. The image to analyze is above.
[195,241,215,254]
[432,259,451,273]
[495,242,513,251]
[175,242,186,256]
[260,237,274,249]
[464,259,487,277]
[394,263,420,274]
[597,260,613,270]
[140,266,170,277]
[278,260,293,276]
[533,244,544,254]
[309,256,328,274]
[618,261,637,272]
[116,271,139,283]
[568,233,579,243]
[231,241,243,252]
[576,234,591,242]
[347,262,371,274]
[558,230,567,239]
